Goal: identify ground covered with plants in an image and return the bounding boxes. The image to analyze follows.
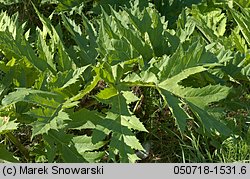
[0,0,249,163]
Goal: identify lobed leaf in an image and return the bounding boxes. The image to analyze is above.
[0,117,18,134]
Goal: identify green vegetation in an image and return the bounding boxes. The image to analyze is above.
[0,0,249,163]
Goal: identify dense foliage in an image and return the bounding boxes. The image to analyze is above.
[0,0,249,163]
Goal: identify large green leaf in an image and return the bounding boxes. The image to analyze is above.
[123,38,231,135]
[180,85,231,108]
[36,29,57,74]
[229,26,248,53]
[53,66,89,89]
[112,9,153,62]
[0,117,18,134]
[158,39,217,79]
[67,108,103,130]
[230,8,250,47]
[61,14,98,66]
[159,89,190,133]
[30,109,70,137]
[68,72,100,103]
[33,4,73,71]
[72,135,106,162]
[1,88,64,108]
[127,7,179,56]
[44,130,86,162]
[0,32,48,72]
[95,90,145,162]
[187,102,231,136]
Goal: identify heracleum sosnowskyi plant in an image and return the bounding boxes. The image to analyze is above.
[0,0,249,163]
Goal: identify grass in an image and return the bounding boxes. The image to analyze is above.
[217,136,250,163]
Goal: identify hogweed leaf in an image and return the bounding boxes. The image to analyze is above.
[33,4,73,71]
[159,89,190,133]
[0,32,48,72]
[1,88,64,108]
[45,130,86,162]
[187,102,231,136]
[230,9,250,47]
[30,109,70,137]
[0,117,18,134]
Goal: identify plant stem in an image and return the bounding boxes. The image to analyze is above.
[6,132,30,162]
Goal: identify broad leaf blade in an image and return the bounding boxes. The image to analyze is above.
[0,117,18,134]
[159,89,190,133]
